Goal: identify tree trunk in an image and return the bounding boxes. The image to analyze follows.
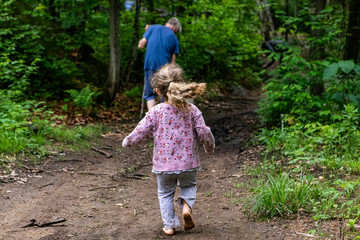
[101,0,121,105]
[125,0,141,83]
[257,0,275,41]
[264,0,276,39]
[344,0,360,62]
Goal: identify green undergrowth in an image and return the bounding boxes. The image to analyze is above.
[227,43,360,238]
[0,90,107,172]
[232,106,360,238]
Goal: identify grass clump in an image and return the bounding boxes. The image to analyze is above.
[249,173,314,218]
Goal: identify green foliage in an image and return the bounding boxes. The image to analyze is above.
[122,86,142,103]
[322,60,360,111]
[84,1,109,64]
[0,0,101,98]
[258,48,360,126]
[259,105,360,174]
[1,0,264,99]
[0,89,104,169]
[0,1,42,97]
[247,0,360,227]
[177,0,262,84]
[65,85,102,111]
[253,103,360,221]
[257,47,327,125]
[273,2,345,58]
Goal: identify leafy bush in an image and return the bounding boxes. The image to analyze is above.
[323,60,360,110]
[65,85,102,114]
[311,181,360,221]
[254,99,360,221]
[122,86,142,103]
[259,105,360,173]
[177,0,262,84]
[0,1,92,98]
[0,89,104,170]
[0,90,43,154]
[274,2,344,59]
[0,1,42,97]
[257,47,327,125]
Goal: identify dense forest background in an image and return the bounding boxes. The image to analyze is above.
[2,0,360,235]
[0,0,261,103]
[2,0,359,106]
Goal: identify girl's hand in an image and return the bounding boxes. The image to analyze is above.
[204,142,215,155]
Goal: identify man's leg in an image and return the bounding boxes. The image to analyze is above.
[144,70,156,110]
[147,99,156,110]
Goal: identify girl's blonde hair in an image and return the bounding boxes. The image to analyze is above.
[151,63,206,111]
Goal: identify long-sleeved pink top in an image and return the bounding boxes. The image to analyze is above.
[122,103,215,172]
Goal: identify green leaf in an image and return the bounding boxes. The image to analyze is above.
[354,65,360,75]
[319,110,331,116]
[338,60,354,74]
[323,63,338,80]
[349,94,358,105]
[331,92,343,103]
[331,114,342,121]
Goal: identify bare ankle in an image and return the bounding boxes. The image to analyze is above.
[163,228,175,235]
[182,199,191,213]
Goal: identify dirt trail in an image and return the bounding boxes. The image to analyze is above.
[0,88,314,240]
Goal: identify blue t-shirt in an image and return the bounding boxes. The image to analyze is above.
[143,25,180,71]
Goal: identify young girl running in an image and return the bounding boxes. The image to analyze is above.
[122,63,215,236]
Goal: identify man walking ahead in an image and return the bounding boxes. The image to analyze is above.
[138,17,181,110]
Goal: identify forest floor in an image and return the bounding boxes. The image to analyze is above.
[0,87,343,240]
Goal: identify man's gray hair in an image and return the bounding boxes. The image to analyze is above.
[167,17,182,33]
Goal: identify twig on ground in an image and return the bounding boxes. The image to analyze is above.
[138,163,152,168]
[57,158,84,162]
[125,173,149,180]
[39,182,54,189]
[78,172,112,176]
[22,218,66,228]
[91,147,112,158]
[89,185,118,191]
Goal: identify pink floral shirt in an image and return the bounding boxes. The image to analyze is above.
[122,103,215,172]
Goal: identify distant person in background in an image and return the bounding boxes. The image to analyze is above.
[261,40,288,68]
[138,17,181,110]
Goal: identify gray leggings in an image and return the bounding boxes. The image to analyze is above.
[156,170,197,229]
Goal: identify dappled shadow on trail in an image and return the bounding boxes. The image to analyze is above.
[0,88,329,239]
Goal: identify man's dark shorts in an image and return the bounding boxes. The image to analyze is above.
[144,70,156,101]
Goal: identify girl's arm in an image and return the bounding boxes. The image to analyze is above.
[193,110,215,155]
[122,112,155,147]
